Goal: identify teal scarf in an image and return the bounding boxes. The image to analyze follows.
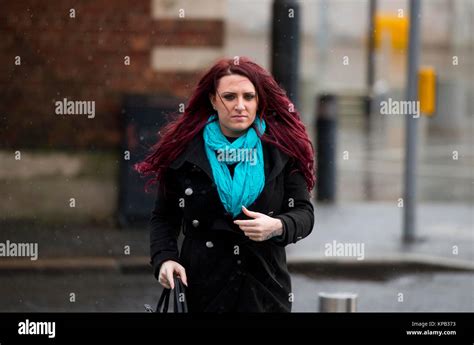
[203,114,266,218]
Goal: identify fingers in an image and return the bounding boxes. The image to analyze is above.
[239,226,262,234]
[158,271,171,289]
[176,266,188,287]
[241,206,261,218]
[240,228,263,240]
[236,220,261,233]
[234,219,258,227]
[238,222,261,237]
[166,269,175,290]
[244,233,264,242]
[159,262,188,289]
[243,231,260,237]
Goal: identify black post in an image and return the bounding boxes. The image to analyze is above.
[271,0,300,108]
[366,0,377,93]
[316,94,338,203]
[364,0,377,200]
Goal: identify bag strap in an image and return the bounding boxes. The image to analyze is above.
[156,287,171,313]
[173,276,188,313]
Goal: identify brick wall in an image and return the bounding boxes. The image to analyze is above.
[0,0,224,149]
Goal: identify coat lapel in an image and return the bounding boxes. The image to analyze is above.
[169,133,214,181]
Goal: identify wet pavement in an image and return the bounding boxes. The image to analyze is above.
[0,271,472,312]
[287,202,474,266]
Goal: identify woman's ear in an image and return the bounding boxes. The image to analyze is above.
[209,94,216,109]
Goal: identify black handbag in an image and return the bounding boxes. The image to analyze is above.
[144,276,188,313]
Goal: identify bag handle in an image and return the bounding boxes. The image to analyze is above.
[156,285,171,313]
[173,276,188,313]
[154,276,187,313]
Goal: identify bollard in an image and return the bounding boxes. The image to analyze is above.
[316,94,338,202]
[319,292,358,312]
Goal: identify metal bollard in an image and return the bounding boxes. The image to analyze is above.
[319,292,358,312]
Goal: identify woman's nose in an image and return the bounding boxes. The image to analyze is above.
[235,99,245,111]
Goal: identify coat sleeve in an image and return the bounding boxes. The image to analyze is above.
[149,172,182,280]
[272,160,315,246]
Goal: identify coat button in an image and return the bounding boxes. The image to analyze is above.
[205,241,214,248]
[237,260,241,265]
[268,211,274,216]
[185,188,193,196]
[192,219,199,227]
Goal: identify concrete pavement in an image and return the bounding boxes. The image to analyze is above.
[287,202,474,271]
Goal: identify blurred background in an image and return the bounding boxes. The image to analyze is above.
[0,0,472,312]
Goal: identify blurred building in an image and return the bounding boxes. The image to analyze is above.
[0,0,225,149]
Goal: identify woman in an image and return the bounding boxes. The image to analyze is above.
[135,57,315,312]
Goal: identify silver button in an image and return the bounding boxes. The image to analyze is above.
[206,241,214,248]
[192,219,199,227]
[268,211,274,216]
[185,188,193,196]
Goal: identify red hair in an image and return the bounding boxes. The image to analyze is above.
[135,57,315,192]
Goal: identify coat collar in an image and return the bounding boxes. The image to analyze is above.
[169,131,289,184]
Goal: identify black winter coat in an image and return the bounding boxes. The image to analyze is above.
[149,131,314,312]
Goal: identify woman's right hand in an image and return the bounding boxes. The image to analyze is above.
[158,260,188,289]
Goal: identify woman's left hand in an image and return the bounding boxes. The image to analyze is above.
[233,206,283,242]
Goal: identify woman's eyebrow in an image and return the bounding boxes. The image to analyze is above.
[221,91,256,95]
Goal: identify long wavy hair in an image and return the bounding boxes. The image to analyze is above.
[135,57,315,192]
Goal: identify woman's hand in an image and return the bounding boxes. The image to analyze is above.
[158,260,188,289]
[233,206,284,242]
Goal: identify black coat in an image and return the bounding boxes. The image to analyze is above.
[149,131,314,312]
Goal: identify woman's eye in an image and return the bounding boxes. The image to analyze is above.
[223,95,255,101]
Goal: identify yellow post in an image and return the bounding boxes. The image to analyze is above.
[418,67,436,116]
[374,14,409,51]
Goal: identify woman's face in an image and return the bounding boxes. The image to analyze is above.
[210,74,258,138]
